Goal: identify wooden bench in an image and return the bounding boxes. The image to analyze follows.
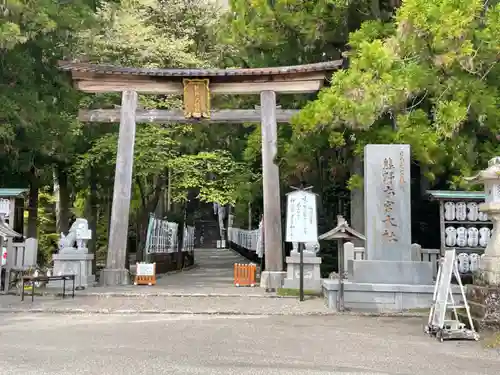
[21,274,75,302]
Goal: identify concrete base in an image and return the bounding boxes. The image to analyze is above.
[49,251,95,290]
[348,260,434,285]
[466,284,500,331]
[260,271,286,292]
[322,279,463,313]
[283,255,322,292]
[99,268,130,286]
[478,256,500,285]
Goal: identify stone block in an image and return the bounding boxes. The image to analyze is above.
[348,259,433,285]
[50,251,95,289]
[260,271,286,291]
[322,279,463,313]
[283,255,322,292]
[364,144,412,261]
[465,284,500,331]
[100,268,130,286]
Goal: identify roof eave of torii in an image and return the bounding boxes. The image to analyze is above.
[57,60,344,95]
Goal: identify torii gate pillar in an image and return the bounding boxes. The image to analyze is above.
[100,91,137,286]
[260,91,286,291]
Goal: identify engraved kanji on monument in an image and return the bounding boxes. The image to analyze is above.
[364,144,411,261]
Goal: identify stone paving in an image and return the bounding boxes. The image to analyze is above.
[0,313,498,375]
[84,247,266,297]
[0,294,334,315]
[0,247,328,315]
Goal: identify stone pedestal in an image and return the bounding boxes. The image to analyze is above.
[348,259,434,285]
[100,268,129,286]
[477,208,500,284]
[479,257,500,285]
[283,255,322,292]
[49,248,95,289]
[465,284,500,331]
[260,271,286,291]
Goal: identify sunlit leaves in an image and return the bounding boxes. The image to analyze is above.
[77,0,220,68]
[433,100,468,138]
[0,0,92,50]
[76,123,249,206]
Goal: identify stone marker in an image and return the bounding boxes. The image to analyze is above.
[364,144,411,261]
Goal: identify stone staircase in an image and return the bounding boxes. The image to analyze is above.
[195,219,221,249]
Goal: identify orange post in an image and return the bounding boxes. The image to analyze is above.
[234,263,256,287]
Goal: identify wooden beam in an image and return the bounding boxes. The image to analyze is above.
[76,80,183,94]
[79,109,300,123]
[210,80,323,94]
[74,78,324,94]
[260,90,283,274]
[100,91,137,286]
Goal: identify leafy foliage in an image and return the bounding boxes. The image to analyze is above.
[295,0,500,186]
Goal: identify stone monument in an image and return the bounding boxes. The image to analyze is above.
[322,144,462,312]
[50,218,95,290]
[349,144,433,284]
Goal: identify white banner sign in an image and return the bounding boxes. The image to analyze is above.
[136,263,155,276]
[285,190,318,243]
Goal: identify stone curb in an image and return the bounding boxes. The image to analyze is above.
[8,291,297,298]
[0,307,428,318]
[68,293,296,298]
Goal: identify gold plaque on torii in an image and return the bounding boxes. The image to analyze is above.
[183,79,210,119]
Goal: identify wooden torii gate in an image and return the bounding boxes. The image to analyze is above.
[58,60,342,289]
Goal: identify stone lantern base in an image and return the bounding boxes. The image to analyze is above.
[464,283,500,331]
[479,256,500,285]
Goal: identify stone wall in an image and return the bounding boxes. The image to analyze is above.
[466,284,500,331]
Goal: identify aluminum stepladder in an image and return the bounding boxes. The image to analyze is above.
[425,249,479,342]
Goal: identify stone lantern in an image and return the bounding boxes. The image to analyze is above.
[465,156,500,284]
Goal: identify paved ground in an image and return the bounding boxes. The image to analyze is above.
[0,313,497,375]
[0,247,332,315]
[0,294,332,314]
[82,247,266,296]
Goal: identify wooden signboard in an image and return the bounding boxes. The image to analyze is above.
[183,79,210,119]
[285,189,318,243]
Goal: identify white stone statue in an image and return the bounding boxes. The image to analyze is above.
[58,218,92,252]
[291,241,320,256]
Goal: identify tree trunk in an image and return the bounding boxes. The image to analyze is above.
[27,168,39,239]
[54,165,71,234]
[371,0,381,19]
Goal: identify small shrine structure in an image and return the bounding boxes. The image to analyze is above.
[0,188,37,292]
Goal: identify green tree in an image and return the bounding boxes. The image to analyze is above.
[295,0,500,186]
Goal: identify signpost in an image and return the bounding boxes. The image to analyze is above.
[285,187,318,301]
